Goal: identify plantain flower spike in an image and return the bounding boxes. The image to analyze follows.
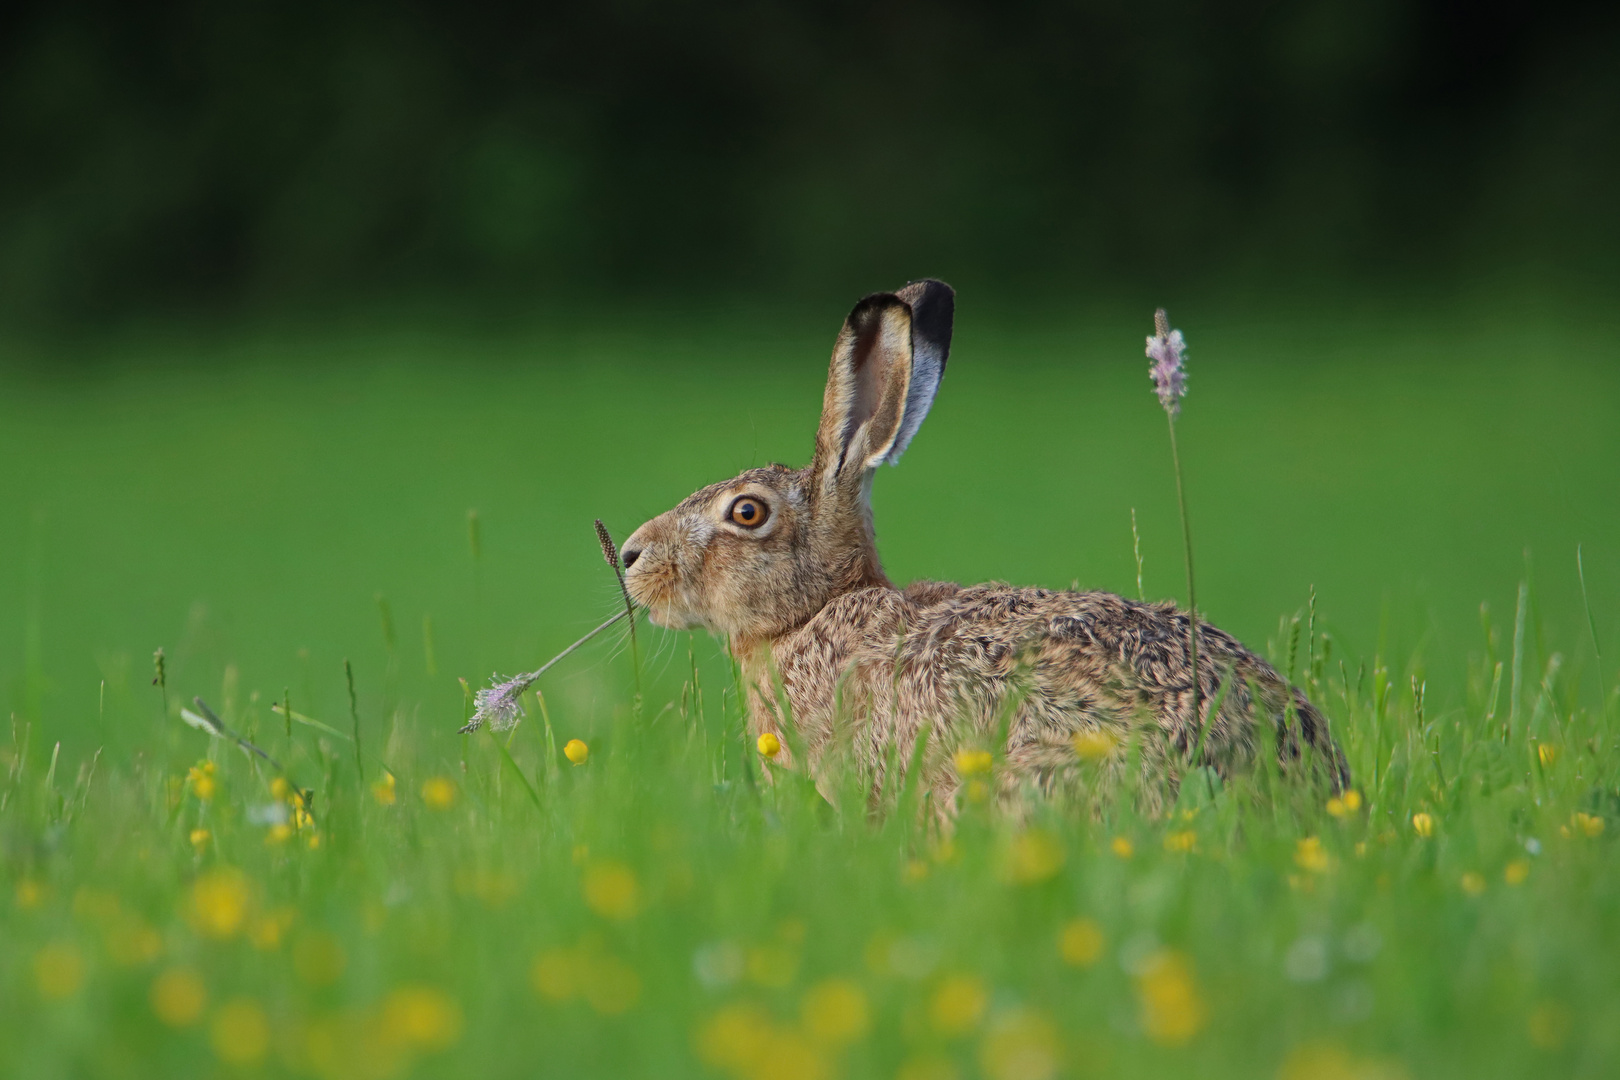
[1146,309,1188,418]
[464,674,530,734]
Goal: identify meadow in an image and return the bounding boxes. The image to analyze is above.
[2,291,1618,1079]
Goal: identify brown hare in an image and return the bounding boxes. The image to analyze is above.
[619,280,1347,815]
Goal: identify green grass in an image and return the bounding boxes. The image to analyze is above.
[2,297,1619,1078]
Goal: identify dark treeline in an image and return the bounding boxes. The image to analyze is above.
[2,0,1617,321]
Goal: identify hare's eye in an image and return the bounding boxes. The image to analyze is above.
[728,497,768,528]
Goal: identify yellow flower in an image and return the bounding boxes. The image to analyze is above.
[1110,836,1134,859]
[1294,837,1331,874]
[1005,830,1065,885]
[965,779,991,805]
[187,762,217,802]
[898,1055,962,1080]
[1135,950,1205,1045]
[930,974,989,1035]
[420,777,458,810]
[1276,1041,1405,1080]
[372,772,397,805]
[696,1003,775,1073]
[801,978,870,1045]
[306,832,321,850]
[1527,1001,1572,1050]
[1504,859,1531,886]
[1572,812,1605,838]
[1537,743,1557,767]
[1325,790,1362,818]
[210,997,271,1066]
[564,739,590,765]
[1163,830,1198,854]
[33,942,85,1000]
[1460,871,1486,896]
[978,1007,1061,1080]
[1411,812,1434,838]
[904,859,930,883]
[292,931,347,986]
[381,985,464,1051]
[1058,918,1104,967]
[266,823,294,845]
[15,878,45,909]
[1072,729,1118,762]
[189,868,250,939]
[583,861,641,920]
[150,967,207,1027]
[953,749,993,776]
[757,732,782,759]
[189,828,211,853]
[248,907,295,951]
[270,776,290,800]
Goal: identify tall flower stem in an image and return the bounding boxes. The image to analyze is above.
[1166,413,1199,749]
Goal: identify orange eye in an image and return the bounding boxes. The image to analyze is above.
[729,497,768,528]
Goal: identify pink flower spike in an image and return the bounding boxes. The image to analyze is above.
[1146,309,1188,418]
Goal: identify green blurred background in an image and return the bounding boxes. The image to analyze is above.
[1,1,1617,762]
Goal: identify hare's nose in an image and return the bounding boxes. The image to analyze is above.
[620,546,642,569]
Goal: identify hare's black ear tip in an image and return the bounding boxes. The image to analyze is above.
[898,278,954,349]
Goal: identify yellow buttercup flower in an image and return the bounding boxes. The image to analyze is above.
[1135,950,1205,1045]
[1005,830,1065,885]
[979,1007,1061,1080]
[1072,729,1118,762]
[801,978,870,1045]
[372,772,397,805]
[1111,836,1134,859]
[1411,812,1435,838]
[564,739,590,765]
[33,942,85,1000]
[15,878,45,909]
[381,985,464,1051]
[695,1003,775,1073]
[189,868,250,939]
[930,974,988,1036]
[1460,871,1486,896]
[583,861,641,920]
[270,776,290,800]
[1527,1001,1572,1050]
[756,732,782,759]
[1294,837,1331,873]
[248,907,295,951]
[187,761,217,801]
[189,828,211,853]
[1504,859,1530,886]
[953,749,993,776]
[1326,790,1362,817]
[150,967,207,1027]
[1163,830,1197,854]
[420,777,458,810]
[1059,918,1104,967]
[1572,812,1605,838]
[210,997,270,1065]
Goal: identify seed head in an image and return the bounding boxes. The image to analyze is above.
[462,674,531,734]
[1146,308,1188,418]
[594,519,621,571]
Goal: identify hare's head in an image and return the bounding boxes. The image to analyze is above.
[620,280,953,643]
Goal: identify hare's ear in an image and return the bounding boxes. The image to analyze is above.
[812,279,953,493]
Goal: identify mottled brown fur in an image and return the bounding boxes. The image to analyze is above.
[621,280,1347,817]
